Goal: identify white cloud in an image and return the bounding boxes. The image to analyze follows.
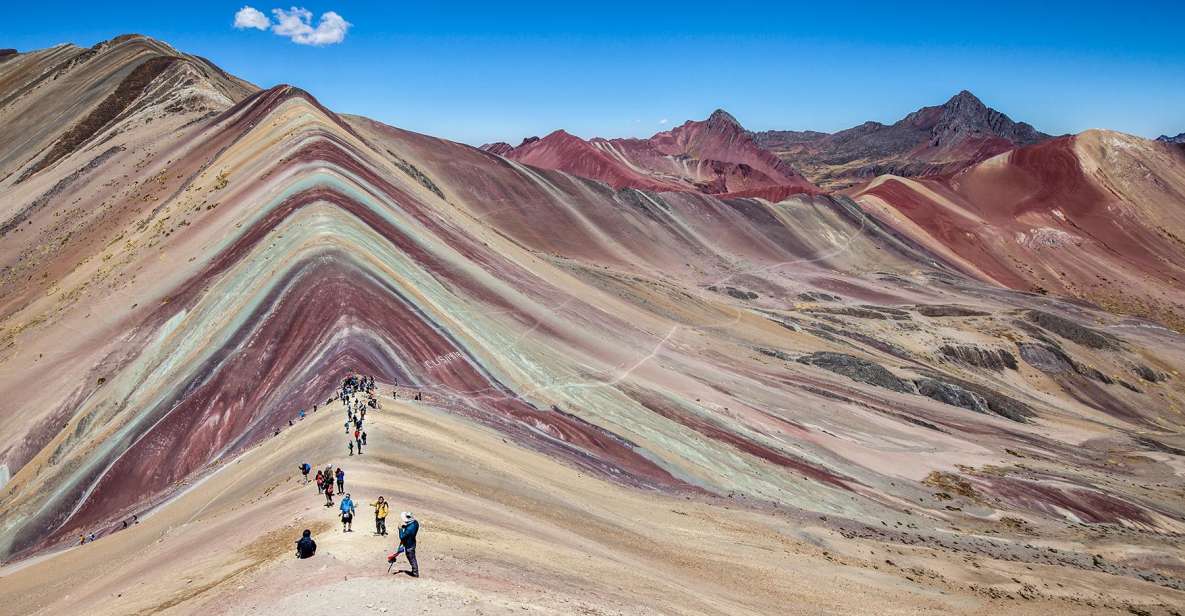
[659,118,669,125]
[271,7,351,46]
[233,6,271,30]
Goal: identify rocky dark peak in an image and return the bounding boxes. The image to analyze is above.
[0,49,18,63]
[944,90,987,111]
[1158,132,1185,144]
[705,108,743,131]
[929,90,1048,145]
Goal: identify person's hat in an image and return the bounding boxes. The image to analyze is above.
[400,511,413,523]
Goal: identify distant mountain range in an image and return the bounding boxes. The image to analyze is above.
[482,109,819,201]
[1159,132,1185,144]
[753,90,1051,189]
[488,90,1053,191]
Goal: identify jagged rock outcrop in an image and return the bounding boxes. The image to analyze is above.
[796,352,916,393]
[939,344,1018,371]
[914,378,990,413]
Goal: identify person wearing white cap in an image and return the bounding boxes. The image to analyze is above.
[394,511,419,577]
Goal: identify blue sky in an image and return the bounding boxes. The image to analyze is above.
[6,2,1184,145]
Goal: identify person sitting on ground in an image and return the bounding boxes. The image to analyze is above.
[371,496,389,535]
[295,529,317,559]
[340,494,356,532]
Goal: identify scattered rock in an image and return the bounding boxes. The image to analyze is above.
[915,305,990,317]
[756,347,793,362]
[915,378,990,413]
[1133,364,1167,383]
[916,371,1035,422]
[708,285,758,300]
[939,344,1018,371]
[1025,310,1120,350]
[802,306,888,320]
[796,352,915,393]
[797,292,840,302]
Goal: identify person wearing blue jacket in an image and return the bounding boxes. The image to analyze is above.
[397,511,419,577]
[340,494,356,532]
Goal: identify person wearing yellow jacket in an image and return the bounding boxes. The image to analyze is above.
[371,496,390,536]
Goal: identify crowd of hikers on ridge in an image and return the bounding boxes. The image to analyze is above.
[75,374,422,579]
[295,374,420,577]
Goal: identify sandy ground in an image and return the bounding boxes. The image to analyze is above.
[2,388,1180,615]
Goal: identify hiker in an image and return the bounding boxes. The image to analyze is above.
[324,480,335,506]
[78,534,86,545]
[88,532,97,543]
[315,470,325,493]
[361,431,367,446]
[344,420,350,434]
[340,494,356,532]
[300,462,311,483]
[336,468,345,493]
[349,440,354,456]
[371,496,389,535]
[394,511,419,577]
[295,529,317,559]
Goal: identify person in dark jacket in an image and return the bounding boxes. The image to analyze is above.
[397,511,419,577]
[336,468,345,493]
[295,529,316,558]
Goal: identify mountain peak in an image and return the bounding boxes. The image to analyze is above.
[942,90,988,114]
[705,108,743,131]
